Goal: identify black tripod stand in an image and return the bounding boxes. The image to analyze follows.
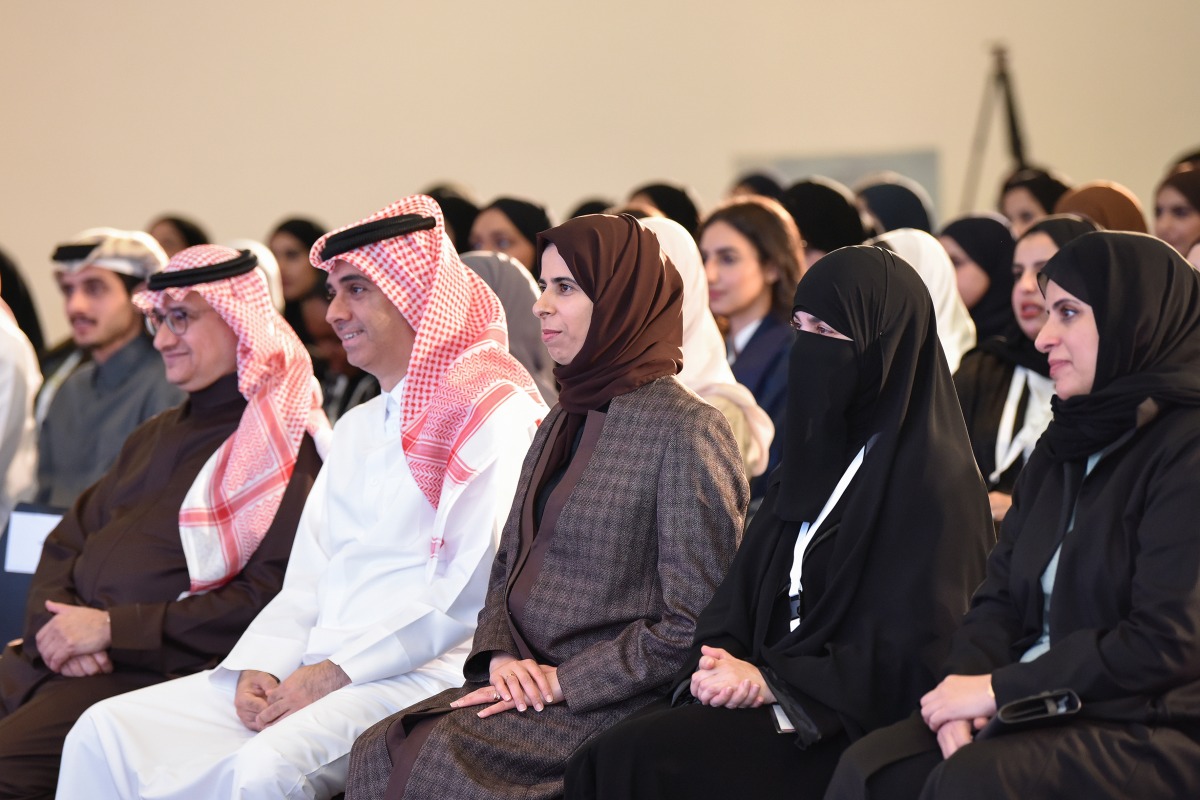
[960,45,1029,214]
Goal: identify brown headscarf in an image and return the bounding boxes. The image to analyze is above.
[536,214,683,414]
[515,215,683,546]
[1054,180,1148,233]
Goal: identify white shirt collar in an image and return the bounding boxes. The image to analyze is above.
[384,378,406,436]
[728,317,765,365]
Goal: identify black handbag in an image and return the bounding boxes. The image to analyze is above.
[976,688,1082,740]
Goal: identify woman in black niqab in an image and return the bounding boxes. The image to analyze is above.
[828,232,1200,799]
[565,246,991,800]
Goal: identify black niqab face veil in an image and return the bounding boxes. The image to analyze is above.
[691,244,991,744]
[1039,231,1200,461]
[776,245,944,522]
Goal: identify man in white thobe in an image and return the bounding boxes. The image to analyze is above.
[58,196,546,799]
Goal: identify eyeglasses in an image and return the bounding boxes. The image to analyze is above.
[144,308,201,336]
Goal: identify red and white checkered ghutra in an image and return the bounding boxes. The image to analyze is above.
[311,195,546,559]
[135,245,330,592]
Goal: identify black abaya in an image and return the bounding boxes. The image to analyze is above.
[565,246,992,799]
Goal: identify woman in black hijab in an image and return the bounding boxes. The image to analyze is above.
[344,215,746,800]
[425,186,480,253]
[565,246,991,799]
[938,214,1015,341]
[829,232,1200,799]
[855,173,936,233]
[782,177,868,266]
[469,197,551,277]
[953,215,1098,523]
[628,181,702,239]
[729,171,785,202]
[998,166,1073,238]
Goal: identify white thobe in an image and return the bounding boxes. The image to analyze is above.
[0,305,40,530]
[59,381,542,800]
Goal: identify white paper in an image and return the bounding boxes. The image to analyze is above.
[4,509,62,574]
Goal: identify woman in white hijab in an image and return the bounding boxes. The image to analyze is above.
[869,228,977,372]
[641,216,774,479]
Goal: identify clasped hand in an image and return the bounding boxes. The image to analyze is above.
[920,673,997,759]
[35,600,111,674]
[235,660,350,732]
[689,645,775,708]
[450,653,563,718]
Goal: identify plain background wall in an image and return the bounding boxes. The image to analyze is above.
[3,0,1198,343]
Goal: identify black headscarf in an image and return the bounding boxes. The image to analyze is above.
[690,245,991,745]
[628,182,701,239]
[484,197,551,254]
[732,172,785,202]
[567,198,613,219]
[1039,232,1200,462]
[782,178,867,255]
[426,188,480,253]
[975,214,1100,376]
[940,214,1015,341]
[856,174,935,233]
[0,248,44,357]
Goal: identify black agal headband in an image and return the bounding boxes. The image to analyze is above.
[320,215,436,260]
[147,250,258,290]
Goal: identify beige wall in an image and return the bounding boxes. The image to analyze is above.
[4,0,1198,343]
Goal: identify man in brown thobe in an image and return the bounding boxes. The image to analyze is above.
[0,245,328,799]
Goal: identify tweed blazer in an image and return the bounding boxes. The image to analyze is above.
[348,375,747,800]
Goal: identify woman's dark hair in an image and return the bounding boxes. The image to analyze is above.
[151,215,209,248]
[1157,165,1200,214]
[699,196,805,323]
[1170,147,1200,171]
[271,217,327,250]
[998,166,1072,215]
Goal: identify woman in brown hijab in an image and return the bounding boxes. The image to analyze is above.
[1054,180,1148,232]
[343,214,748,800]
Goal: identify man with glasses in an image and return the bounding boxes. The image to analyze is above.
[61,195,547,800]
[36,229,184,508]
[0,245,327,798]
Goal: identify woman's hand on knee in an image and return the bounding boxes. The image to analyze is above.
[920,674,996,731]
[484,657,554,714]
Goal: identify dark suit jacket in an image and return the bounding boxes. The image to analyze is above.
[730,314,792,498]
